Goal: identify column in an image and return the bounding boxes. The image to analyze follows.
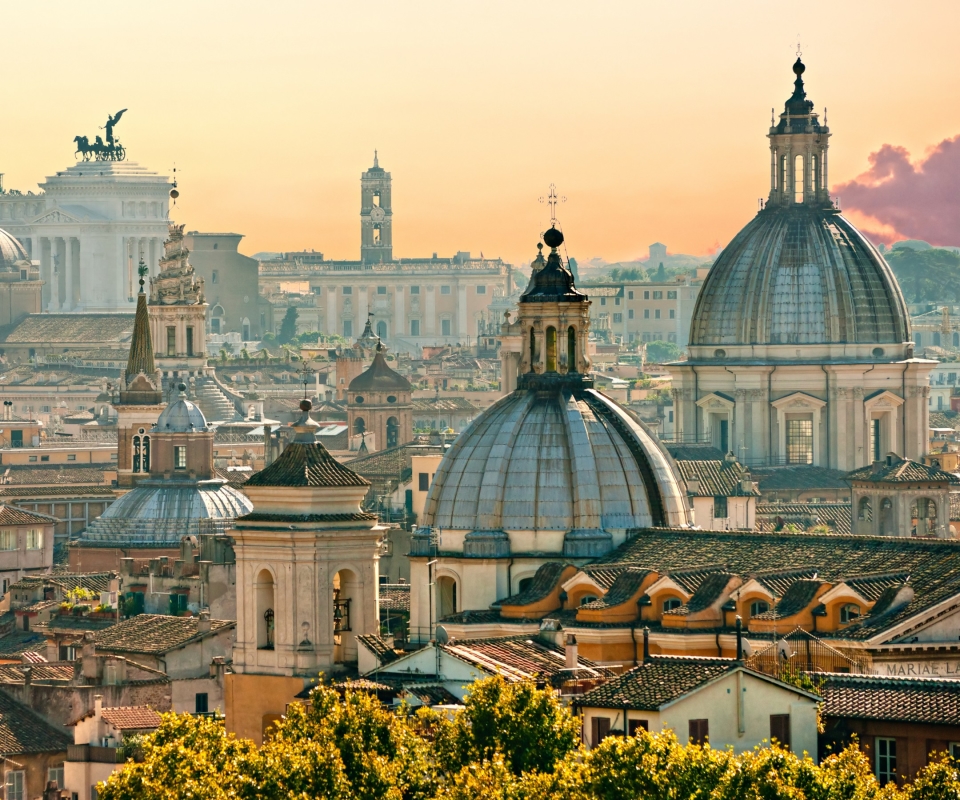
[64,238,77,311]
[458,283,468,339]
[49,237,62,311]
[425,286,436,335]
[118,235,129,304]
[39,238,51,310]
[149,238,159,277]
[326,288,337,336]
[394,286,404,338]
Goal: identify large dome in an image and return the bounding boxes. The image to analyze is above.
[690,206,910,347]
[422,387,689,554]
[0,228,29,271]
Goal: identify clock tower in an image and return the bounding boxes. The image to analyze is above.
[360,151,393,263]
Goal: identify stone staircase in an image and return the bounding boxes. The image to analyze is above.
[195,376,240,422]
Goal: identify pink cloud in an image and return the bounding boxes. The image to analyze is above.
[832,136,960,246]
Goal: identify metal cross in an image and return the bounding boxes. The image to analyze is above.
[796,37,802,58]
[539,183,566,226]
[297,361,317,399]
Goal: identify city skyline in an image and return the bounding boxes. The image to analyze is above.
[2,1,959,265]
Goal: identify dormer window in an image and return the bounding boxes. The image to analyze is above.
[839,603,860,624]
[749,600,770,617]
[663,597,682,612]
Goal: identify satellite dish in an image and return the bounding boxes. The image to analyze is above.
[435,625,449,645]
[777,639,793,659]
[740,639,754,657]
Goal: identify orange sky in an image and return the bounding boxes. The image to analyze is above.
[3,1,959,266]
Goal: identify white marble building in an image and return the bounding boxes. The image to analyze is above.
[0,160,171,312]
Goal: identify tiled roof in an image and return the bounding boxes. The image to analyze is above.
[404,684,462,705]
[0,663,74,684]
[125,291,155,376]
[345,444,443,481]
[752,466,852,492]
[0,631,47,659]
[755,503,852,535]
[94,615,234,655]
[0,484,115,498]
[0,314,133,344]
[929,411,960,430]
[101,706,162,731]
[580,566,627,590]
[845,572,910,602]
[751,567,820,596]
[598,528,960,640]
[0,465,111,486]
[666,572,735,616]
[847,456,960,484]
[581,568,652,610]
[753,580,824,619]
[664,565,727,595]
[47,572,116,594]
[441,635,613,681]
[664,444,727,461]
[238,512,376,523]
[357,634,401,664]
[0,505,57,526]
[412,397,478,412]
[498,563,569,607]
[0,691,72,756]
[379,584,410,613]
[821,674,960,725]
[348,348,412,392]
[676,460,760,497]
[245,441,369,488]
[574,656,737,710]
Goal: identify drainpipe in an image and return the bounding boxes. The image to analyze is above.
[691,364,700,440]
[901,361,910,457]
[820,364,831,468]
[735,615,743,661]
[642,626,651,662]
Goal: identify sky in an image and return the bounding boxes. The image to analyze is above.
[2,1,960,265]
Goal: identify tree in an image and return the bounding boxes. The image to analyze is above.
[567,257,580,283]
[645,340,683,364]
[278,306,299,344]
[885,247,960,304]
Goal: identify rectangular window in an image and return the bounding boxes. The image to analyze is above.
[713,496,728,519]
[418,472,430,491]
[10,430,22,448]
[341,286,353,295]
[628,309,635,320]
[167,326,176,356]
[476,285,486,294]
[410,285,420,295]
[628,719,649,735]
[600,297,606,306]
[40,455,49,462]
[186,327,194,356]
[667,290,677,299]
[669,309,675,319]
[26,529,42,550]
[655,309,661,319]
[211,270,219,284]
[0,531,15,550]
[312,286,322,295]
[644,309,650,319]
[195,693,209,713]
[615,297,621,306]
[343,319,353,338]
[441,319,451,336]
[410,319,421,336]
[628,290,634,300]
[5,770,24,800]
[48,766,64,790]
[876,737,897,784]
[613,313,623,324]
[441,285,451,295]
[377,286,387,295]
[689,718,709,746]
[591,716,611,747]
[770,714,791,749]
[653,291,663,299]
[786,418,814,465]
[644,291,650,299]
[950,742,960,760]
[175,446,187,470]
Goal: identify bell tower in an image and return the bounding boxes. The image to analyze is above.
[360,151,393,263]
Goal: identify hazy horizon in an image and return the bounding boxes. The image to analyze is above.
[3,1,960,267]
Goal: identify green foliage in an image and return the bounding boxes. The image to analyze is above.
[567,257,580,283]
[97,676,960,800]
[645,340,683,364]
[277,306,299,344]
[885,247,960,303]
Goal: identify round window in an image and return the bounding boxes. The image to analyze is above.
[872,347,884,357]
[138,428,145,434]
[714,349,726,358]
[387,395,397,403]
[354,395,364,404]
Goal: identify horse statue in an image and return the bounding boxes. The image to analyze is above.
[73,111,128,162]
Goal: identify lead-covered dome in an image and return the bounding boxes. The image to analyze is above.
[690,206,910,347]
[421,387,689,556]
[154,387,208,432]
[0,228,29,271]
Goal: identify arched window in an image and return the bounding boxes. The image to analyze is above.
[749,600,770,617]
[376,320,387,340]
[242,317,251,341]
[386,416,399,448]
[794,154,804,203]
[567,326,577,373]
[437,576,458,619]
[580,595,599,606]
[839,603,860,624]
[545,326,557,372]
[517,577,534,594]
[662,597,682,613]
[529,327,536,371]
[256,569,275,649]
[858,497,872,521]
[354,417,365,435]
[132,429,150,473]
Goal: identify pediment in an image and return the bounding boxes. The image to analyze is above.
[32,208,83,225]
[771,391,826,411]
[864,390,904,410]
[696,391,735,410]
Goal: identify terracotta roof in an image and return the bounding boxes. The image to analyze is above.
[404,684,461,705]
[580,566,627,590]
[0,663,74,684]
[597,528,960,640]
[357,634,401,664]
[412,397,478,411]
[245,441,369,488]
[676,460,760,497]
[498,563,570,607]
[847,455,960,485]
[665,572,736,616]
[441,635,613,681]
[0,313,134,344]
[581,568,652,610]
[0,631,47,659]
[0,484,115,498]
[752,466,852,492]
[753,580,824,619]
[345,443,443,481]
[0,504,57,526]
[665,444,727,461]
[821,674,960,725]
[755,503,852,535]
[379,584,410,613]
[100,705,162,731]
[94,614,234,655]
[0,691,72,756]
[238,511,376,523]
[348,347,412,392]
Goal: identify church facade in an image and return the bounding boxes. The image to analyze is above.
[667,59,934,471]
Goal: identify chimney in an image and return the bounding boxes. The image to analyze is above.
[564,633,578,669]
[643,626,651,662]
[735,615,743,661]
[685,477,700,495]
[198,610,211,633]
[22,665,31,706]
[82,631,98,680]
[94,694,103,718]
